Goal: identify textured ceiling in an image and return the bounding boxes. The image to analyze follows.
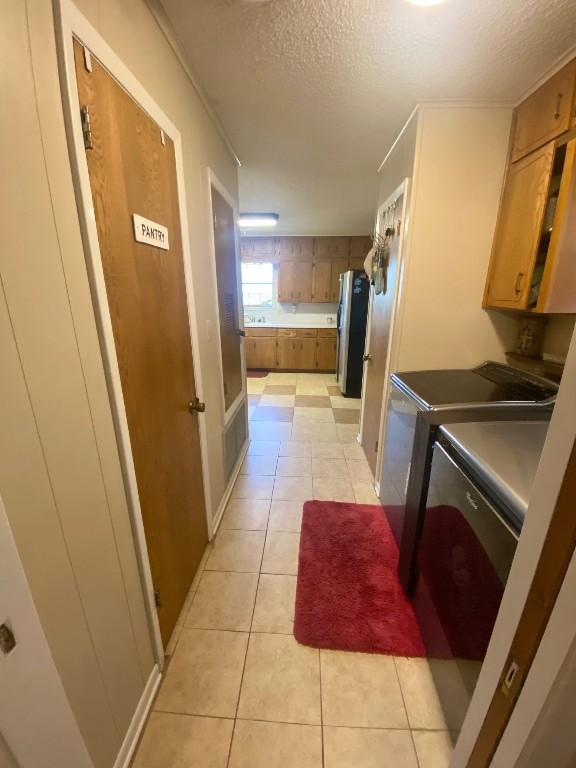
[160,0,576,234]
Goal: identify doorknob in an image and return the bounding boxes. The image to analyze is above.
[188,397,206,414]
[363,353,372,362]
[236,329,246,337]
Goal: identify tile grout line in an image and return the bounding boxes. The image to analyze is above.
[224,476,271,768]
[392,656,422,768]
[319,648,325,768]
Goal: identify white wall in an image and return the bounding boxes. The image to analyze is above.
[0,0,238,765]
[380,105,518,372]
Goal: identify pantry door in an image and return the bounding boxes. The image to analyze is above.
[74,40,208,645]
[361,193,404,476]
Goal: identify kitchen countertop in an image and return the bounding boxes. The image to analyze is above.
[244,322,337,328]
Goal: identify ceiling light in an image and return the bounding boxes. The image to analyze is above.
[405,0,447,5]
[239,213,279,229]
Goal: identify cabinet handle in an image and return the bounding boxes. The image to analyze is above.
[553,92,563,120]
[514,272,525,295]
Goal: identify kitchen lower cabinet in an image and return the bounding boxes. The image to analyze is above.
[315,337,337,370]
[246,337,277,369]
[277,337,315,369]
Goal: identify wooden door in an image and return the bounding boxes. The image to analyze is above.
[75,41,208,645]
[316,337,337,371]
[311,260,332,302]
[511,60,576,162]
[211,186,243,411]
[293,262,312,303]
[361,199,403,476]
[277,236,313,261]
[485,144,554,309]
[330,258,349,302]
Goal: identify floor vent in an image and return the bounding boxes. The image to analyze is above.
[224,401,247,481]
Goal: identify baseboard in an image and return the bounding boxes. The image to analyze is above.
[113,664,161,768]
[210,439,249,540]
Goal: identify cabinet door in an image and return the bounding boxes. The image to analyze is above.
[277,237,313,261]
[313,236,349,260]
[485,143,555,309]
[247,338,277,369]
[316,338,337,371]
[293,262,313,303]
[512,61,576,162]
[277,261,296,302]
[240,236,276,261]
[277,337,298,369]
[297,339,317,370]
[349,236,371,273]
[311,260,332,302]
[330,257,349,302]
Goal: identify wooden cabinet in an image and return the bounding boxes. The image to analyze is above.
[240,237,276,261]
[245,327,337,370]
[277,237,313,261]
[315,337,337,370]
[277,260,313,303]
[311,260,332,302]
[485,136,576,313]
[330,257,348,302]
[245,337,277,369]
[511,61,576,163]
[349,236,371,272]
[313,236,349,260]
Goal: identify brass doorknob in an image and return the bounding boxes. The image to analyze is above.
[363,353,372,362]
[188,398,206,414]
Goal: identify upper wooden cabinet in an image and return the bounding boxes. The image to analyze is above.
[311,260,332,302]
[511,60,576,163]
[313,236,349,260]
[240,237,276,261]
[277,260,313,303]
[485,137,576,313]
[330,257,348,302]
[349,236,372,272]
[277,236,313,261]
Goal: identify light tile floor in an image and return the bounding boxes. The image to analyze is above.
[132,372,469,768]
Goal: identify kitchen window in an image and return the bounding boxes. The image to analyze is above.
[241,262,274,307]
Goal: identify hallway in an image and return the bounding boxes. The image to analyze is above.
[131,373,470,768]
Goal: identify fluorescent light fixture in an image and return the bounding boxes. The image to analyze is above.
[239,213,279,229]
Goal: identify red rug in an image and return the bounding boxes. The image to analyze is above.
[294,501,426,656]
[247,369,269,378]
[295,501,503,659]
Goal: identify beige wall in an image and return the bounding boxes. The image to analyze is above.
[1,0,238,765]
[377,110,418,209]
[542,315,576,360]
[380,105,518,372]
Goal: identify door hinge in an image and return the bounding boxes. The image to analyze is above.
[80,105,93,150]
[154,588,162,608]
[375,440,378,453]
[502,659,520,695]
[83,45,92,72]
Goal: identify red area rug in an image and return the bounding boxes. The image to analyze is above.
[247,369,269,379]
[294,501,426,656]
[295,501,503,659]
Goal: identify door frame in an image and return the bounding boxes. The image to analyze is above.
[206,168,248,427]
[359,179,409,490]
[55,0,214,665]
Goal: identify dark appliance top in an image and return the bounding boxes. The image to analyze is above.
[390,361,557,411]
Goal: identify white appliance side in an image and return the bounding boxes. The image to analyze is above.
[0,494,93,768]
[338,272,353,394]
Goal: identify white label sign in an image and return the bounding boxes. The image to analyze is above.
[132,214,169,250]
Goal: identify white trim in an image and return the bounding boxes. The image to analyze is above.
[54,0,215,666]
[377,107,419,173]
[206,169,248,429]
[113,665,161,768]
[210,439,249,540]
[359,180,409,486]
[144,0,241,168]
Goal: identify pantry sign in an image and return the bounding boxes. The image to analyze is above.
[132,214,169,251]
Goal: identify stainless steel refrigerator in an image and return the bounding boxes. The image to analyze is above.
[336,270,369,397]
